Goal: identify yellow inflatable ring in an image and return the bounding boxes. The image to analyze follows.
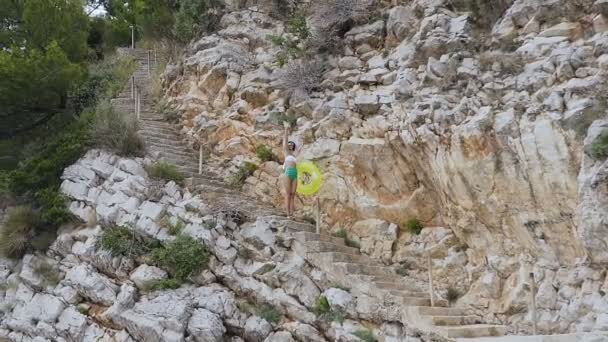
[296,161,322,196]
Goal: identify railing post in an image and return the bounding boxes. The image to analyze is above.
[154,48,157,66]
[199,145,203,175]
[427,255,435,307]
[315,197,320,234]
[130,25,135,49]
[530,272,537,334]
[131,76,135,99]
[147,50,151,76]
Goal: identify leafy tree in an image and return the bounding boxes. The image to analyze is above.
[21,0,90,61]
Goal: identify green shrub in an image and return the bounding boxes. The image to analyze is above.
[353,329,377,342]
[312,295,330,316]
[256,145,279,162]
[589,131,608,160]
[35,188,72,227]
[90,101,145,157]
[303,216,316,225]
[7,118,90,195]
[0,206,39,258]
[322,310,345,323]
[98,225,157,258]
[446,287,461,304]
[146,162,184,186]
[345,237,360,249]
[395,263,410,277]
[288,14,310,40]
[160,216,185,235]
[332,229,347,239]
[259,303,281,324]
[228,162,258,188]
[404,218,423,235]
[151,235,209,281]
[146,278,182,291]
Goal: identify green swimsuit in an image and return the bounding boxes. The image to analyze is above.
[285,167,297,181]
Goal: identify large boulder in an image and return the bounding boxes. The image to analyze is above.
[64,264,118,306]
[129,264,168,289]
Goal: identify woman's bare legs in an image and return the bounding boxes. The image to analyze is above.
[283,176,291,215]
[289,179,297,216]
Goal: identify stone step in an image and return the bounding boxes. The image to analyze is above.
[436,325,507,339]
[147,146,195,158]
[333,262,393,278]
[292,231,345,245]
[388,289,430,298]
[139,130,185,141]
[319,252,386,268]
[415,306,468,316]
[427,315,479,326]
[304,240,360,255]
[142,136,188,148]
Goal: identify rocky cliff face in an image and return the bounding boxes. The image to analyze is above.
[161,0,608,335]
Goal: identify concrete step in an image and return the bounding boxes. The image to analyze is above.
[415,306,467,316]
[333,262,393,278]
[436,325,507,339]
[139,131,184,142]
[388,289,430,298]
[293,231,345,245]
[427,315,479,326]
[304,240,360,255]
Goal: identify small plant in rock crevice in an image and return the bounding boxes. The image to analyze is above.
[332,229,347,239]
[446,287,461,304]
[588,131,608,160]
[146,278,182,291]
[160,216,185,235]
[403,218,423,235]
[98,225,159,258]
[259,303,281,324]
[146,162,184,186]
[395,263,410,277]
[329,282,350,291]
[345,236,360,249]
[151,235,209,281]
[311,295,345,322]
[256,145,279,163]
[353,329,378,342]
[228,162,258,188]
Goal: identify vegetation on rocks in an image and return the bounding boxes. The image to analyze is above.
[34,261,62,287]
[146,278,182,291]
[353,329,378,342]
[160,216,186,235]
[98,225,158,258]
[446,287,461,304]
[589,131,608,160]
[404,218,423,235]
[0,206,39,258]
[91,101,144,157]
[256,145,279,163]
[229,162,258,188]
[146,162,185,185]
[259,303,281,324]
[151,235,209,281]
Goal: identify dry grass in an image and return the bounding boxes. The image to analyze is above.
[0,206,39,258]
[91,101,145,157]
[277,59,326,99]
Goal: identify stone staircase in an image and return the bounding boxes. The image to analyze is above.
[114,48,508,340]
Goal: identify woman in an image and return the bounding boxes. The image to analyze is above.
[282,125,298,217]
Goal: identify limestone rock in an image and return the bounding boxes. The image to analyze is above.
[187,308,226,342]
[129,264,168,289]
[64,264,118,306]
[244,316,273,342]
